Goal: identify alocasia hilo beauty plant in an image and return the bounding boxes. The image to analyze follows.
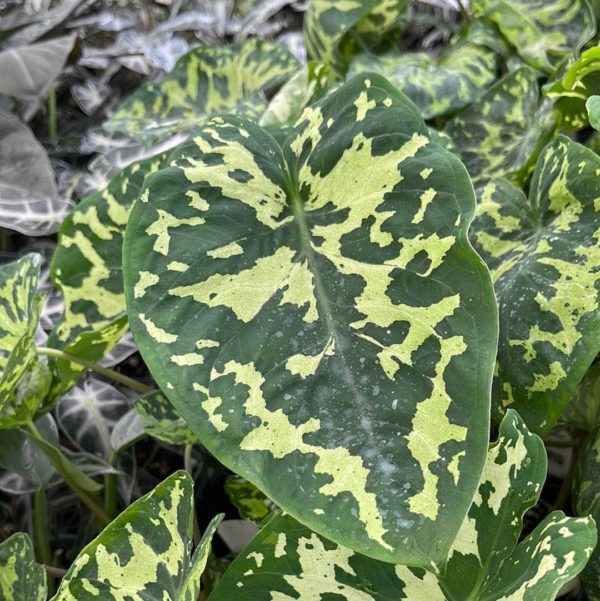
[1,0,600,599]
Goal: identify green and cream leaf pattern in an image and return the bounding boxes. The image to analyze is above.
[348,39,497,119]
[472,0,595,73]
[0,254,42,413]
[0,533,46,601]
[574,426,600,601]
[304,0,408,76]
[51,471,222,601]
[445,67,550,184]
[124,73,498,564]
[135,391,199,446]
[103,39,300,144]
[208,412,596,601]
[561,363,600,431]
[470,136,600,435]
[225,475,278,526]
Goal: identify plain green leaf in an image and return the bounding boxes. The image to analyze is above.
[587,95,600,130]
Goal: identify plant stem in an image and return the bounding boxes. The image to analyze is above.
[33,488,55,595]
[41,564,67,579]
[26,421,111,527]
[48,85,57,145]
[36,346,153,395]
[455,0,471,24]
[105,453,119,519]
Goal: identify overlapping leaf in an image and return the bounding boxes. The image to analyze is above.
[0,533,46,601]
[103,39,300,144]
[472,0,595,73]
[225,476,277,526]
[444,67,551,184]
[304,0,408,76]
[124,73,497,564]
[0,254,42,418]
[348,38,497,119]
[209,411,596,600]
[470,136,600,435]
[561,363,600,430]
[52,471,222,601]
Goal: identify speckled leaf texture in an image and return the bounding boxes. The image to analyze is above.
[0,533,46,601]
[123,73,498,565]
[444,67,549,184]
[348,37,497,119]
[574,426,600,600]
[0,254,42,413]
[51,471,222,601]
[472,0,595,73]
[304,0,409,76]
[208,411,596,600]
[470,136,600,436]
[103,39,300,144]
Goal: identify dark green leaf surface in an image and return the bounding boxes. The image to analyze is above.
[472,0,595,73]
[470,137,600,435]
[561,363,600,430]
[0,533,46,601]
[225,476,278,526]
[103,39,300,144]
[124,74,498,564]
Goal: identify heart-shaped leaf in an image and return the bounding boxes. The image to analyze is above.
[51,471,222,601]
[0,533,46,601]
[209,411,596,600]
[124,73,498,565]
[470,136,600,435]
[348,38,497,119]
[103,39,299,144]
[472,0,595,73]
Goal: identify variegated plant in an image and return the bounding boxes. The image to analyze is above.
[123,73,498,564]
[0,532,46,601]
[471,136,600,436]
[208,411,597,600]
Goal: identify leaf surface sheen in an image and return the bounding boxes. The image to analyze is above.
[124,73,498,565]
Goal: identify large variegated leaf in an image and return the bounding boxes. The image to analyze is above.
[209,412,596,600]
[472,0,595,73]
[124,73,498,564]
[574,426,600,600]
[470,137,600,435]
[51,471,222,601]
[545,46,600,131]
[0,533,46,601]
[304,0,409,76]
[348,39,497,119]
[444,67,550,184]
[103,39,299,144]
[0,254,42,415]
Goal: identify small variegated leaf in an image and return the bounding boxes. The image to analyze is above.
[574,426,600,600]
[135,392,199,446]
[209,412,595,601]
[444,67,549,184]
[544,47,600,131]
[304,0,409,76]
[0,254,42,415]
[0,533,46,601]
[51,471,223,601]
[348,39,497,119]
[472,0,595,73]
[470,136,600,435]
[225,476,278,526]
[50,153,169,350]
[588,95,600,131]
[124,73,498,564]
[561,363,600,431]
[103,39,299,144]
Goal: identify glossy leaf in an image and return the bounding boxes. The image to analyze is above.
[225,476,277,526]
[0,533,46,601]
[444,67,549,184]
[472,0,595,73]
[209,412,595,600]
[470,137,600,435]
[348,39,497,119]
[124,73,498,564]
[0,111,72,236]
[304,0,409,75]
[588,95,600,131]
[0,254,42,413]
[103,39,299,144]
[135,392,198,446]
[51,471,222,601]
[110,408,145,454]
